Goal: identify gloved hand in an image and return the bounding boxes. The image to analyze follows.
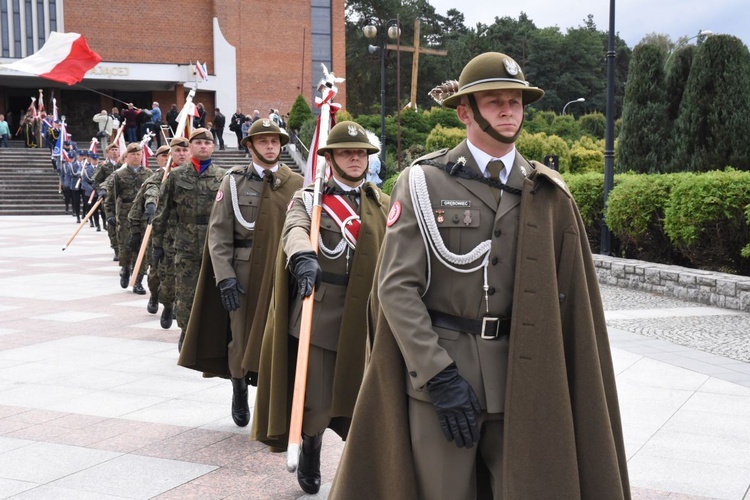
[218,277,245,312]
[426,363,482,449]
[289,251,321,298]
[153,246,165,265]
[129,232,141,252]
[145,203,156,224]
[107,216,116,228]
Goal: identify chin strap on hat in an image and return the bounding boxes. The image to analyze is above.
[467,95,523,144]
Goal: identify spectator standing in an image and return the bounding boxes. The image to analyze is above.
[192,103,206,129]
[213,108,226,150]
[93,110,117,150]
[166,104,179,135]
[241,117,252,157]
[121,103,140,143]
[150,102,163,148]
[230,108,245,150]
[0,114,9,147]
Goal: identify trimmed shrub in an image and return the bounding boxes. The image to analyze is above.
[287,95,313,132]
[663,170,750,274]
[425,124,465,151]
[381,173,400,196]
[568,136,604,174]
[516,131,570,170]
[578,112,606,139]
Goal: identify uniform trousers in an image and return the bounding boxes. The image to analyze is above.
[115,204,134,268]
[83,193,101,227]
[157,239,176,307]
[145,239,160,294]
[409,398,505,500]
[173,255,201,331]
[227,259,251,379]
[302,344,336,436]
[71,188,83,218]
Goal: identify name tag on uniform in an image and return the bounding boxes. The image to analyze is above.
[244,191,259,196]
[441,200,471,207]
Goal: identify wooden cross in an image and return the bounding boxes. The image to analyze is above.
[386,19,448,110]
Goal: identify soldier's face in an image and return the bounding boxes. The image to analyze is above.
[251,134,281,166]
[330,149,367,183]
[156,154,169,168]
[190,139,214,161]
[108,148,119,160]
[126,151,142,166]
[171,145,190,165]
[460,89,523,141]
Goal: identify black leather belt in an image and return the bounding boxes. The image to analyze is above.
[179,215,209,225]
[428,309,510,340]
[234,239,253,248]
[120,198,133,203]
[322,272,348,286]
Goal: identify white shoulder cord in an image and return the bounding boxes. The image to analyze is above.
[302,191,347,259]
[409,165,492,297]
[229,175,256,231]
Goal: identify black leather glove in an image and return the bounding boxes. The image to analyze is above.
[153,246,165,265]
[289,251,321,298]
[426,363,482,449]
[145,203,156,224]
[107,216,116,227]
[218,277,245,312]
[129,232,141,252]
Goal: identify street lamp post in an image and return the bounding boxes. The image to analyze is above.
[665,29,713,68]
[363,20,401,164]
[562,97,585,116]
[601,0,616,256]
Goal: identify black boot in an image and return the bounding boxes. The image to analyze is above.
[147,294,159,314]
[297,433,323,494]
[132,273,146,295]
[177,329,185,353]
[160,305,173,329]
[119,266,130,289]
[89,219,94,227]
[230,377,250,427]
[76,215,81,223]
[113,249,119,262]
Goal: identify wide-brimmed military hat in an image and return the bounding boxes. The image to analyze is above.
[189,128,213,142]
[442,52,544,109]
[240,119,289,147]
[155,145,171,157]
[125,143,143,153]
[316,121,379,156]
[169,137,189,148]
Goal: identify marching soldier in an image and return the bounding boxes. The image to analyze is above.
[178,119,303,427]
[104,142,154,294]
[151,128,226,352]
[251,121,389,495]
[330,53,630,499]
[94,143,121,260]
[80,151,101,231]
[128,145,171,310]
[144,137,190,329]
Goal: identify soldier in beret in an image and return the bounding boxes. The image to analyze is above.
[330,53,630,499]
[128,144,172,305]
[151,128,226,351]
[252,121,389,495]
[178,119,303,428]
[147,137,190,329]
[105,142,155,294]
[94,143,122,260]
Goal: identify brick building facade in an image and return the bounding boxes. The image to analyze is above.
[0,0,345,147]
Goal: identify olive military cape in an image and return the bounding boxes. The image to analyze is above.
[251,181,389,450]
[329,164,630,499]
[177,165,302,379]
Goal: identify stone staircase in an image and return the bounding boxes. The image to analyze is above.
[0,145,304,216]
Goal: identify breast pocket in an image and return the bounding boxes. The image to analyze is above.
[434,207,481,252]
[237,195,259,226]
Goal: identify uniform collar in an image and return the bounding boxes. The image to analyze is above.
[253,163,278,177]
[332,176,363,193]
[466,139,515,185]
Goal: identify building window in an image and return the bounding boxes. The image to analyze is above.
[12,0,20,55]
[36,0,43,47]
[24,0,32,55]
[1,0,9,57]
[48,0,55,30]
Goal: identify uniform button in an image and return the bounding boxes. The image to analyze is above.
[494,229,502,237]
[487,287,495,295]
[491,256,498,265]
[409,371,417,377]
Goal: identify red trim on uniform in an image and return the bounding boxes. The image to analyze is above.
[215,190,223,202]
[387,201,402,227]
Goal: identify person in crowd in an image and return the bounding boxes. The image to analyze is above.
[121,103,140,143]
[179,119,303,428]
[230,108,245,150]
[213,108,226,150]
[0,114,10,147]
[252,120,389,495]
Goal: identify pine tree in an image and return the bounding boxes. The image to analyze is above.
[287,94,313,132]
[617,43,670,173]
[673,35,750,172]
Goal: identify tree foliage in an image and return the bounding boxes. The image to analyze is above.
[672,35,750,172]
[287,94,313,132]
[617,43,670,173]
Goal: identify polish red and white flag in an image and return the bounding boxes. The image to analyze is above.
[0,32,101,85]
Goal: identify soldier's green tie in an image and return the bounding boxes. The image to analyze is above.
[486,160,505,204]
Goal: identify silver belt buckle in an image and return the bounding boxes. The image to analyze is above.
[481,317,500,339]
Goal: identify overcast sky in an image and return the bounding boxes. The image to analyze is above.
[429,0,749,49]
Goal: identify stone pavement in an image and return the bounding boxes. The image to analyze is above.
[0,215,748,499]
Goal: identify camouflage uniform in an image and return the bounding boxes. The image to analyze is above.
[128,168,164,296]
[93,159,119,253]
[152,161,226,332]
[142,168,178,309]
[104,164,154,272]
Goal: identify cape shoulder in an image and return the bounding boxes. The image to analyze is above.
[527,160,572,198]
[411,148,449,166]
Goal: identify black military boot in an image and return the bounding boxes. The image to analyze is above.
[177,329,185,353]
[230,377,250,427]
[147,294,159,314]
[132,274,146,295]
[76,215,81,223]
[89,219,94,228]
[119,266,130,289]
[160,304,173,329]
[113,249,119,261]
[297,433,323,494]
